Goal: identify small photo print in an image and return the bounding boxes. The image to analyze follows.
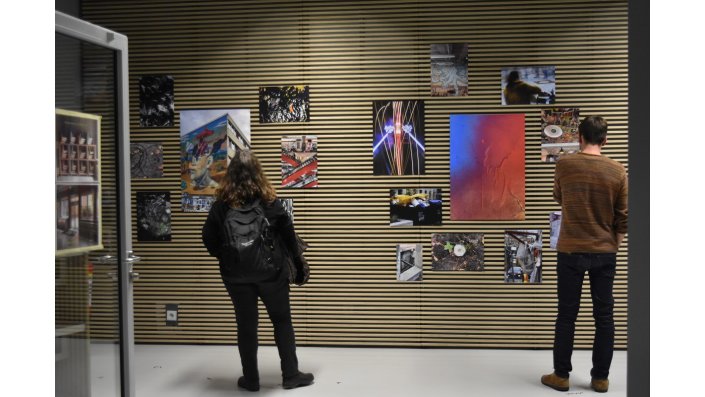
[130,142,164,178]
[549,211,562,249]
[504,230,542,284]
[541,108,580,163]
[259,85,310,123]
[430,43,468,96]
[431,233,484,271]
[139,75,174,127]
[372,100,425,175]
[282,136,318,188]
[281,198,294,222]
[397,244,423,281]
[501,66,556,105]
[136,192,171,241]
[390,188,442,227]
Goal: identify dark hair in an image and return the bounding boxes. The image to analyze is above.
[216,150,277,206]
[578,116,608,145]
[506,71,520,87]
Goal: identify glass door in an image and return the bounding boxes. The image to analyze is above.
[55,11,135,397]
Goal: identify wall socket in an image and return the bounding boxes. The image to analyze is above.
[165,304,178,326]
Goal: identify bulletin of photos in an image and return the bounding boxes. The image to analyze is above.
[111,42,573,285]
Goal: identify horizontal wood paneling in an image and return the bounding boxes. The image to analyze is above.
[83,0,629,349]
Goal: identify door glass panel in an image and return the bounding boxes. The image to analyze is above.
[55,32,121,397]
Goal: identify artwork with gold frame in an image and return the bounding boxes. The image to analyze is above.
[56,108,102,256]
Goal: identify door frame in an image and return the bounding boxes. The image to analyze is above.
[55,11,135,397]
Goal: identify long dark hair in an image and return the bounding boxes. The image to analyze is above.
[216,150,277,207]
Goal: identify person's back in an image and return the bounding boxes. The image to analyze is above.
[554,153,628,252]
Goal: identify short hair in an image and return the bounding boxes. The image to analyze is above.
[578,116,608,145]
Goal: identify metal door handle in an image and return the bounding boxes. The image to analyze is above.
[130,271,140,281]
[107,272,118,281]
[126,251,141,263]
[97,255,118,264]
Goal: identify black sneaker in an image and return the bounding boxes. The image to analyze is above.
[282,372,314,389]
[237,376,260,392]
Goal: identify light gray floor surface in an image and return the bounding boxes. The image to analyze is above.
[91,344,626,397]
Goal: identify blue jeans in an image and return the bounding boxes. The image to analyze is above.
[553,252,616,379]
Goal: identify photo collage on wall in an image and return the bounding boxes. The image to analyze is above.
[139,75,174,127]
[504,230,542,284]
[136,192,172,241]
[390,188,442,227]
[541,108,580,163]
[56,109,102,256]
[180,109,251,212]
[397,244,423,282]
[501,66,556,105]
[281,136,318,188]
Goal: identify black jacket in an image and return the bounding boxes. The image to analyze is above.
[202,199,303,283]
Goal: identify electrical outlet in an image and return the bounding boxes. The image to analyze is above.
[165,304,178,326]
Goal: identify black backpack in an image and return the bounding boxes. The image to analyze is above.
[222,200,278,274]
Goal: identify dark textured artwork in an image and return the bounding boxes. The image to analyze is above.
[259,86,310,123]
[504,230,542,284]
[431,44,468,96]
[372,100,425,175]
[431,233,484,271]
[139,75,174,127]
[130,142,164,178]
[136,191,171,241]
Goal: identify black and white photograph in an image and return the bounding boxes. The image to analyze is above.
[396,244,423,281]
[136,191,172,241]
[130,142,164,178]
[139,75,174,127]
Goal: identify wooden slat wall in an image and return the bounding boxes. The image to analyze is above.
[82,0,629,349]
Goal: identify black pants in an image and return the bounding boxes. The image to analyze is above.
[553,252,616,380]
[224,272,299,380]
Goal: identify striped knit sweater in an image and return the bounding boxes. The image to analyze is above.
[553,152,628,253]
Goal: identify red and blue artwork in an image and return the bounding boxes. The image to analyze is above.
[450,114,525,220]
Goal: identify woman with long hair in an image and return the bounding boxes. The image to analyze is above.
[202,150,313,391]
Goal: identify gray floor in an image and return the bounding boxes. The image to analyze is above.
[91,344,626,397]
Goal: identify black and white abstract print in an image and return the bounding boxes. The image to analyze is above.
[136,191,171,241]
[139,75,174,127]
[130,142,164,178]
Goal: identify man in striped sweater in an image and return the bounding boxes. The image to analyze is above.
[541,116,628,393]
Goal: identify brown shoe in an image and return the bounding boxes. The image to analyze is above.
[541,372,569,392]
[591,378,609,393]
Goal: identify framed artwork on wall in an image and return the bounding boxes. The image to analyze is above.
[56,108,102,256]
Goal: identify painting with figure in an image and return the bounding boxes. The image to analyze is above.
[549,211,562,249]
[397,244,423,281]
[131,142,164,178]
[431,233,484,271]
[541,108,580,163]
[281,136,318,188]
[180,109,251,212]
[431,43,468,96]
[259,86,310,123]
[501,66,556,105]
[372,100,425,175]
[389,188,442,227]
[139,75,174,127]
[450,114,525,220]
[504,230,542,284]
[136,192,171,241]
[56,109,102,255]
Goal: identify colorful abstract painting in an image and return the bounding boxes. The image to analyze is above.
[431,43,468,96]
[259,86,310,123]
[504,230,542,284]
[450,114,525,220]
[180,109,251,212]
[397,244,423,281]
[501,66,556,105]
[431,233,484,271]
[139,75,174,127]
[389,188,442,227]
[281,136,318,188]
[372,100,425,175]
[541,108,580,163]
[136,191,171,241]
[130,142,164,178]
